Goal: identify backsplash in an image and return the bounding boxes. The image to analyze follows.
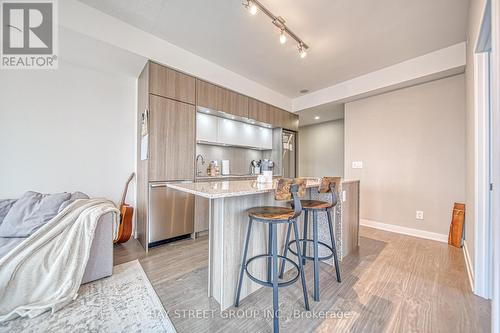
[196,144,264,176]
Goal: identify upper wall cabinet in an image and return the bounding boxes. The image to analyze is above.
[250,100,299,131]
[149,62,196,105]
[248,98,271,124]
[196,79,218,110]
[196,80,249,118]
[197,113,272,150]
[196,112,218,143]
[272,107,299,131]
[217,118,272,150]
[220,88,249,118]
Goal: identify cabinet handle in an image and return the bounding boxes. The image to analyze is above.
[150,184,167,188]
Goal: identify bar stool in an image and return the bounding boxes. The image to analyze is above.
[280,177,342,302]
[235,178,310,333]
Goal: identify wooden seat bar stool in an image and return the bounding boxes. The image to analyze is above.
[280,177,342,302]
[235,178,310,333]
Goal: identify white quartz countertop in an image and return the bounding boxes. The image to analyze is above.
[167,178,359,199]
[195,174,283,181]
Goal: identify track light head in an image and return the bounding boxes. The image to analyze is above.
[279,30,287,44]
[298,43,307,58]
[244,0,258,15]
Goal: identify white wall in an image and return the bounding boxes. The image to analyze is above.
[0,59,137,205]
[298,119,344,177]
[345,75,466,236]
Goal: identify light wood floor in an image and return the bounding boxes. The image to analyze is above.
[114,226,491,333]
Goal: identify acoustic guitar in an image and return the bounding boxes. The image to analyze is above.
[114,173,135,244]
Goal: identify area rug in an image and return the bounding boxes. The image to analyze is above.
[0,260,176,333]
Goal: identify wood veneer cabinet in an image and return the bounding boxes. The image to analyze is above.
[280,108,299,131]
[148,95,195,181]
[196,79,218,110]
[149,62,196,105]
[248,99,298,131]
[196,79,249,118]
[269,105,299,131]
[220,88,249,118]
[248,98,271,123]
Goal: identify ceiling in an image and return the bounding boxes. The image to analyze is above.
[60,27,146,78]
[78,0,469,98]
[298,103,344,127]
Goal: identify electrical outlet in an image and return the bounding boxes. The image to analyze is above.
[416,211,424,220]
[352,161,363,169]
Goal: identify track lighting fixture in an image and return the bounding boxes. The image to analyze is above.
[242,0,309,58]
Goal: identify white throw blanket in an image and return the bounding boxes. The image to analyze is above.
[0,199,119,322]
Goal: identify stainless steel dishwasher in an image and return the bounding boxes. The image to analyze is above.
[148,181,194,246]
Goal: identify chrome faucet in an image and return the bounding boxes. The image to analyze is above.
[196,154,205,176]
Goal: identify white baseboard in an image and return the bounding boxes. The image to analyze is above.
[360,219,449,243]
[463,240,475,292]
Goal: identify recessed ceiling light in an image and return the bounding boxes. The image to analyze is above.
[314,116,320,120]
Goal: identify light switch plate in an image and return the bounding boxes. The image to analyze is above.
[416,211,424,220]
[342,190,347,202]
[352,161,363,169]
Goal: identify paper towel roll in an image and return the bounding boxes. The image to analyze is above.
[221,160,230,175]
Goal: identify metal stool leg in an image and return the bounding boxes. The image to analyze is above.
[278,223,292,279]
[313,210,320,301]
[302,210,309,265]
[235,218,253,307]
[327,209,341,282]
[292,219,310,311]
[267,224,272,283]
[271,223,280,333]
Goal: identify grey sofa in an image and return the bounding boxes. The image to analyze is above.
[81,212,114,284]
[0,194,114,285]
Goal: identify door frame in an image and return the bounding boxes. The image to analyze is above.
[489,0,500,331]
[474,0,493,299]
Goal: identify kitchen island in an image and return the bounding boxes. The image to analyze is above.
[168,178,360,311]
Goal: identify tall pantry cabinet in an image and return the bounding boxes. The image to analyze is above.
[136,61,196,249]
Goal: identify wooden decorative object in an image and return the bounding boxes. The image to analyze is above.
[448,203,466,248]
